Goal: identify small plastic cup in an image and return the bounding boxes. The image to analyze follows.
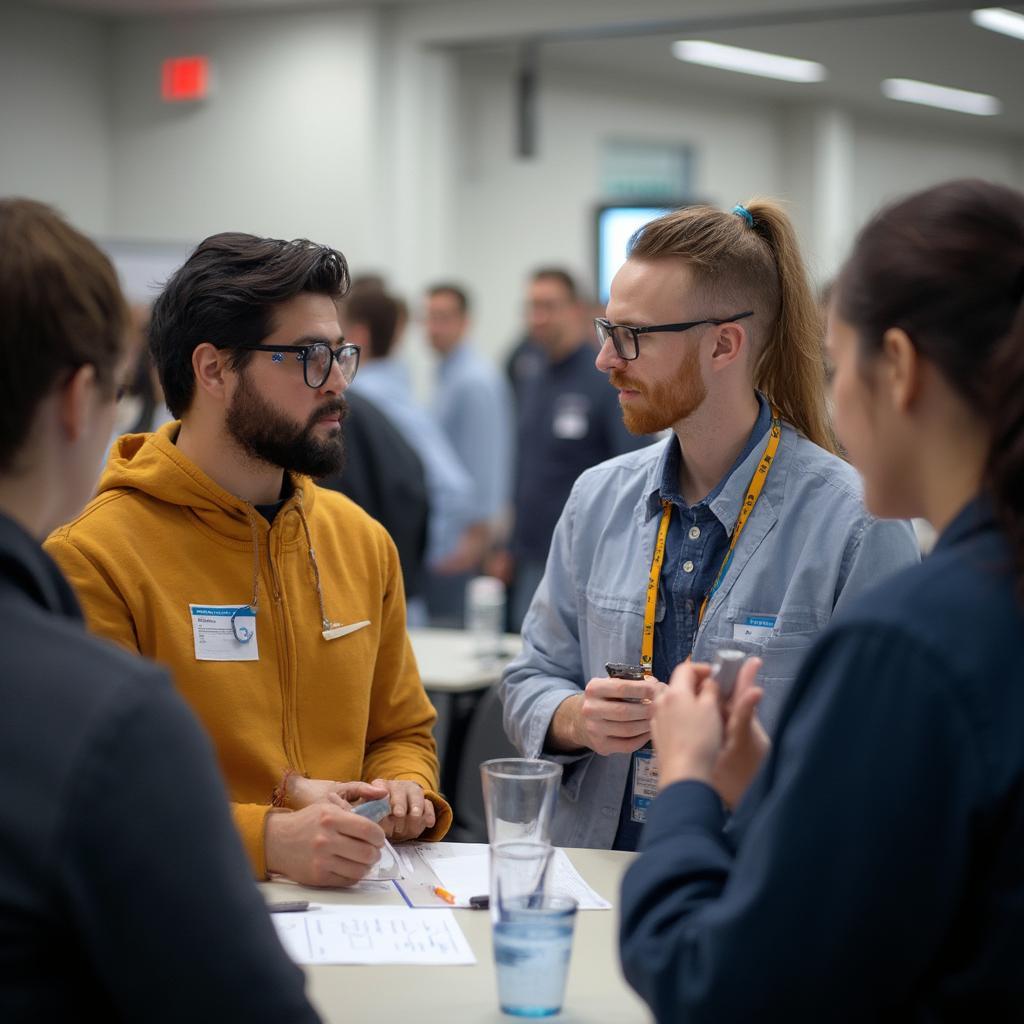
[492,894,578,1017]
[480,758,561,846]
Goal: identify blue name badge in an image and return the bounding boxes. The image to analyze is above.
[630,749,659,824]
[732,613,777,642]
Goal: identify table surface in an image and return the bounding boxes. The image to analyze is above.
[261,847,652,1024]
[409,627,523,693]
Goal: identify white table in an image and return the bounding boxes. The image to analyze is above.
[409,628,524,818]
[409,627,523,693]
[261,847,652,1024]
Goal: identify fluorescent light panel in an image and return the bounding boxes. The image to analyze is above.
[971,7,1024,41]
[881,77,1001,116]
[671,40,826,83]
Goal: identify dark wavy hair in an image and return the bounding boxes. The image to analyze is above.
[149,232,350,417]
[837,178,1024,596]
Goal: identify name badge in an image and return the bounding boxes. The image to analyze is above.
[733,613,777,642]
[630,749,659,824]
[552,395,590,440]
[189,604,259,662]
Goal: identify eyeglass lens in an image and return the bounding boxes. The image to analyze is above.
[595,321,637,360]
[305,343,358,388]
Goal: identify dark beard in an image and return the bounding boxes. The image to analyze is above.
[225,371,347,478]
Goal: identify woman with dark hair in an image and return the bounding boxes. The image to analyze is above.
[619,178,1024,1021]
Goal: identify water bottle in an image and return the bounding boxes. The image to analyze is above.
[466,575,506,660]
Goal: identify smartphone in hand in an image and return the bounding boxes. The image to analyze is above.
[605,662,651,703]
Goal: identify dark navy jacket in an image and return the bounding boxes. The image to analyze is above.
[0,513,319,1023]
[620,498,1024,1022]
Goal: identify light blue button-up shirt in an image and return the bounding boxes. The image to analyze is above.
[434,343,512,524]
[499,423,921,849]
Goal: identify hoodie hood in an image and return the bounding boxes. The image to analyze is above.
[99,421,319,544]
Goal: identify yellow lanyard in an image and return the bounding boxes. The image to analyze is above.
[640,411,781,672]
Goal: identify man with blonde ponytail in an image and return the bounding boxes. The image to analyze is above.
[500,199,918,851]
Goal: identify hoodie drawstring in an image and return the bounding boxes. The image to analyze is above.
[294,493,346,641]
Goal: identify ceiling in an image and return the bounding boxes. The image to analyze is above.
[534,6,1024,136]
[16,0,1024,135]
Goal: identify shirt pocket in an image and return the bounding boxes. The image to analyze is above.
[705,606,825,733]
[582,587,645,664]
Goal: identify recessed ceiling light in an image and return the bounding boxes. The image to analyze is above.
[881,78,1002,116]
[671,40,826,83]
[971,7,1024,41]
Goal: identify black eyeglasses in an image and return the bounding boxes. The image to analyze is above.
[594,311,753,361]
[224,341,360,389]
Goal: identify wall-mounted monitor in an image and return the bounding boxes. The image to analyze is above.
[594,202,691,305]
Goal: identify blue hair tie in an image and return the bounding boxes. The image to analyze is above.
[732,204,755,228]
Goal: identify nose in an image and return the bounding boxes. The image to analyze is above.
[320,353,349,396]
[595,333,625,375]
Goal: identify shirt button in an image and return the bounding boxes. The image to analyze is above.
[683,560,695,573]
[688,526,701,540]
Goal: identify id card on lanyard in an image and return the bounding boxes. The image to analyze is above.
[629,411,781,825]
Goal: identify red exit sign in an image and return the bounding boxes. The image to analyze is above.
[161,56,210,102]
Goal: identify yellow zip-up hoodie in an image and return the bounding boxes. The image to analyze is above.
[46,422,451,876]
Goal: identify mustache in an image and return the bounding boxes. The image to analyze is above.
[609,371,644,393]
[306,397,348,429]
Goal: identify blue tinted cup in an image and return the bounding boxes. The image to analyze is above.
[493,895,578,1018]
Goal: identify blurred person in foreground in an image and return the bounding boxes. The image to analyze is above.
[621,179,1024,1020]
[500,201,919,851]
[423,282,513,625]
[0,198,319,1022]
[46,232,450,887]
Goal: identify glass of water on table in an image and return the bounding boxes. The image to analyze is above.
[490,841,578,1017]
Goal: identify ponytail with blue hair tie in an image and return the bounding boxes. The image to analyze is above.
[732,204,755,228]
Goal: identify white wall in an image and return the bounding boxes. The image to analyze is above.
[447,56,787,358]
[0,7,111,235]
[108,7,384,271]
[850,116,1024,231]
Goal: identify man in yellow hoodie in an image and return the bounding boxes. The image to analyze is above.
[46,232,451,886]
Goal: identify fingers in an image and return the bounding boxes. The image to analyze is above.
[586,677,661,703]
[733,657,763,702]
[667,662,699,693]
[325,792,353,811]
[341,780,390,803]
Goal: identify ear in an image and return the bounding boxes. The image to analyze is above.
[192,342,231,401]
[58,365,98,443]
[880,327,920,413]
[709,321,747,371]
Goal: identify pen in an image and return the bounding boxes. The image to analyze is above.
[432,886,456,905]
[468,895,489,910]
[267,900,312,913]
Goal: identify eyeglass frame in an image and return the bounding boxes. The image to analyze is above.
[218,341,361,389]
[594,310,754,361]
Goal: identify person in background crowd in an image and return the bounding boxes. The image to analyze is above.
[318,388,431,622]
[47,232,450,888]
[620,177,1024,1021]
[495,267,652,628]
[0,198,320,1022]
[423,282,513,625]
[501,201,919,852]
[342,284,482,618]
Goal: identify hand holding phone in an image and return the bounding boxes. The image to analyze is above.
[605,662,652,703]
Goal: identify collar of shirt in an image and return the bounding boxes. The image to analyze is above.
[934,493,995,554]
[438,341,473,380]
[643,392,772,531]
